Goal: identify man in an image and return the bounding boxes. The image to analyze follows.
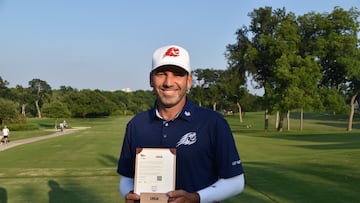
[117,45,245,202]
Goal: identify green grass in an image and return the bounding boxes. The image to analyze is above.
[0,113,360,202]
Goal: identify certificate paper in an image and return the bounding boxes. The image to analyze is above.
[134,148,176,195]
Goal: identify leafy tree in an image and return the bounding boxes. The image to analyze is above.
[63,89,117,118]
[28,79,52,118]
[0,76,13,100]
[298,6,360,130]
[216,69,246,122]
[101,90,132,115]
[226,7,323,131]
[320,88,348,114]
[192,68,227,111]
[126,90,154,114]
[42,101,71,118]
[188,86,206,107]
[0,98,19,125]
[347,58,360,130]
[10,85,33,117]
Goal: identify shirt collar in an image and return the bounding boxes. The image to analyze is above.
[151,98,195,122]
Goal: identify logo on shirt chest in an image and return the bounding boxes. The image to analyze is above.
[176,132,197,147]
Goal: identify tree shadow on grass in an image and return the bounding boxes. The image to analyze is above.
[48,179,99,203]
[48,180,81,203]
[258,133,360,150]
[242,161,360,202]
[315,121,360,130]
[98,153,118,167]
[223,185,275,203]
[0,187,7,203]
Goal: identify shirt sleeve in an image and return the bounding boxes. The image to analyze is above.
[119,176,134,197]
[198,174,245,203]
[117,122,136,178]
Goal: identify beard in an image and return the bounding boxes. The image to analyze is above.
[155,88,187,108]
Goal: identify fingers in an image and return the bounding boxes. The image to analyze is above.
[167,190,200,203]
[125,191,140,203]
[168,189,187,198]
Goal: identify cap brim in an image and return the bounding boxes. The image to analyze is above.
[152,65,189,75]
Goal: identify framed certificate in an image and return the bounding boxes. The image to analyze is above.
[134,148,176,197]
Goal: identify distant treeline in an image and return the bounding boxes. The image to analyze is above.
[0,76,262,124]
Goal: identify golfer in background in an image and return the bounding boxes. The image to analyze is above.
[117,45,245,202]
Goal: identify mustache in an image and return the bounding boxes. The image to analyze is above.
[160,86,179,91]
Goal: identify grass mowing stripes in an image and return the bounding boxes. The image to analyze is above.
[0,113,359,202]
[229,112,360,203]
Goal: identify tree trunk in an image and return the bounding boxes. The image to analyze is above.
[275,111,279,129]
[300,108,304,131]
[347,93,358,131]
[54,119,58,129]
[237,102,243,123]
[212,102,217,111]
[287,110,290,131]
[277,113,284,132]
[21,104,27,116]
[264,109,269,132]
[35,100,42,118]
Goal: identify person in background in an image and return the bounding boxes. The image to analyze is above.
[59,122,64,132]
[117,45,245,202]
[2,125,10,145]
[0,130,3,145]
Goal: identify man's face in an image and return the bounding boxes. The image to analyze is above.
[150,65,192,108]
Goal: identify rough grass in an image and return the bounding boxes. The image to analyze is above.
[0,113,359,202]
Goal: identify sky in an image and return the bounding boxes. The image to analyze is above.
[0,0,358,95]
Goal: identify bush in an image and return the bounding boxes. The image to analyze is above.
[42,101,71,118]
[1,123,39,131]
[0,98,20,125]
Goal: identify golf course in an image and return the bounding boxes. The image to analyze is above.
[0,112,359,202]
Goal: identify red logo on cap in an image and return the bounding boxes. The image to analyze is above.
[163,47,180,58]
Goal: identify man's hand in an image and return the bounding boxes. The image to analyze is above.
[167,190,200,203]
[125,191,140,203]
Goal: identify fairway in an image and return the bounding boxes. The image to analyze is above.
[0,113,359,202]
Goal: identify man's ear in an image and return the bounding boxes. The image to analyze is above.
[187,73,193,88]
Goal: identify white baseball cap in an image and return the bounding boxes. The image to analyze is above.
[151,45,191,74]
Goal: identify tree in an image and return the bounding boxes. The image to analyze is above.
[63,89,117,118]
[192,68,227,111]
[0,98,19,125]
[28,79,52,118]
[0,76,11,100]
[347,58,360,130]
[11,85,33,117]
[42,101,71,118]
[126,90,154,114]
[298,7,360,130]
[227,7,322,131]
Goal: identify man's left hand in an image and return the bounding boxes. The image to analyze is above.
[167,190,200,203]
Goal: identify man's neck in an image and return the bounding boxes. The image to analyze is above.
[158,108,181,121]
[157,100,186,121]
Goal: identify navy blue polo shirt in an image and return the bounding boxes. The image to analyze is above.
[117,99,244,193]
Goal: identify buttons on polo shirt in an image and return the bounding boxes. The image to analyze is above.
[162,120,169,126]
[162,121,169,139]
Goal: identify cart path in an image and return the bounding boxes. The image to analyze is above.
[0,127,90,152]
